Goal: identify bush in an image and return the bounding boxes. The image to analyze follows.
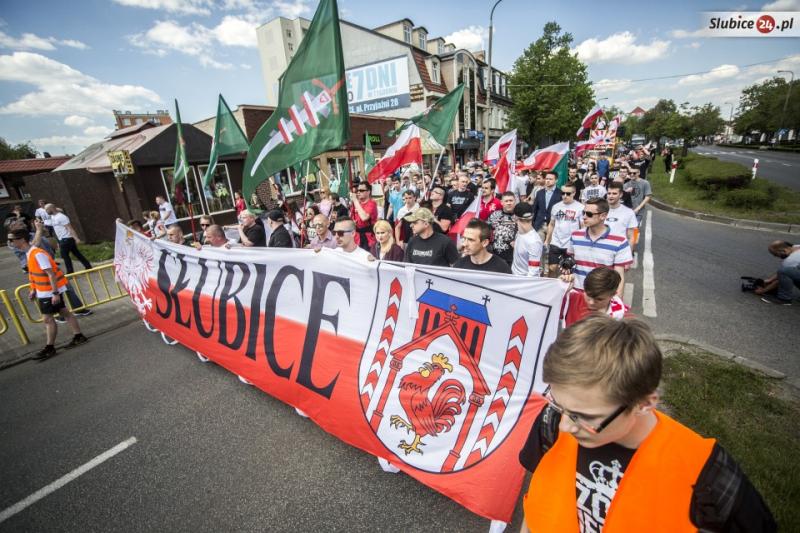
[684,158,750,191]
[722,189,775,209]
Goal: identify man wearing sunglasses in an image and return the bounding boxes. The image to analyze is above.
[349,183,378,251]
[519,316,775,533]
[332,218,374,262]
[306,214,336,250]
[544,183,583,278]
[566,198,631,296]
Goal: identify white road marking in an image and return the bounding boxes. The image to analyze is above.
[783,163,792,167]
[623,283,634,307]
[642,210,657,317]
[632,253,639,270]
[0,437,137,524]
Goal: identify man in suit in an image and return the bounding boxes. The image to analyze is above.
[532,171,563,273]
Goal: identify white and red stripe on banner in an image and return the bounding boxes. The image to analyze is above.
[367,125,423,183]
[521,141,570,171]
[114,222,564,524]
[576,105,604,137]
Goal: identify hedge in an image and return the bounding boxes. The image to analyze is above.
[684,158,750,191]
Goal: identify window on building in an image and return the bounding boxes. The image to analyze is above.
[160,166,203,221]
[197,163,236,214]
[418,32,426,49]
[403,25,412,43]
[288,43,294,52]
[122,118,131,126]
[431,60,440,83]
[286,29,292,38]
[438,41,445,55]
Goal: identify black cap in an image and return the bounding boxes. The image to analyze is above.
[513,202,533,220]
[266,209,286,222]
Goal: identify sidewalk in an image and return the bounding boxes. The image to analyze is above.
[650,197,798,234]
[0,249,140,369]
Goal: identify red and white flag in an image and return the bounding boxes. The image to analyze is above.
[521,142,570,171]
[576,105,604,137]
[607,114,623,134]
[484,129,517,192]
[449,195,480,239]
[367,125,422,183]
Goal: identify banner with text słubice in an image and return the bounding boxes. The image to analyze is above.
[113,222,564,522]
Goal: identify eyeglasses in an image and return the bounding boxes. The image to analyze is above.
[543,386,628,434]
[333,230,354,237]
[312,223,327,228]
[583,211,601,218]
[561,191,574,196]
[357,189,369,193]
[200,224,210,227]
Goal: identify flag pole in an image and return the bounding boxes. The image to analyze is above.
[300,160,311,247]
[186,172,197,242]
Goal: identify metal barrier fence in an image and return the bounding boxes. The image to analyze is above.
[0,263,127,346]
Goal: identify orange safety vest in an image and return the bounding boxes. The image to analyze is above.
[27,246,68,295]
[523,410,715,533]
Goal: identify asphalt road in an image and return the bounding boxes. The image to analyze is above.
[626,208,799,381]
[689,145,799,191]
[0,321,526,532]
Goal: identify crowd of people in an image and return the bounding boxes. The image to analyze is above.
[7,141,781,530]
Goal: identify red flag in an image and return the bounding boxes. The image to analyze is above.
[367,125,422,183]
[484,130,517,192]
[521,142,570,171]
[449,195,480,238]
[576,105,604,137]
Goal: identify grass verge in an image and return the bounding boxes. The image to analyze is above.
[661,346,799,530]
[59,241,115,263]
[649,155,800,224]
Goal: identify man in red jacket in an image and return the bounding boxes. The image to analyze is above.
[519,316,775,532]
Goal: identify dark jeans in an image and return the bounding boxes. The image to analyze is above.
[777,265,800,301]
[58,237,92,274]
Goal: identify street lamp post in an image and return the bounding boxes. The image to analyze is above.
[777,70,794,144]
[724,101,734,143]
[484,0,503,155]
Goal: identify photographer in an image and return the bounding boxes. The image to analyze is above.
[759,240,800,306]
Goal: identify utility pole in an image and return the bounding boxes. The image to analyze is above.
[724,101,734,143]
[777,70,794,144]
[484,0,503,156]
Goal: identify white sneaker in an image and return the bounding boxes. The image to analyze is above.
[196,352,209,363]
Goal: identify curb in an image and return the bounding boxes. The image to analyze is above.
[655,334,787,380]
[650,198,797,234]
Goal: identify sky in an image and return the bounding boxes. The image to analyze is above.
[1,0,798,155]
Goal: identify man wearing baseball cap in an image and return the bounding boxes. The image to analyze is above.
[266,209,294,248]
[403,208,459,267]
[511,202,544,277]
[7,227,87,360]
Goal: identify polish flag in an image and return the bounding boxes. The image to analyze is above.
[367,125,422,183]
[449,195,480,239]
[521,142,570,171]
[607,114,623,135]
[576,106,604,137]
[484,129,517,192]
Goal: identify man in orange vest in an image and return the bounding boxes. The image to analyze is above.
[8,228,88,360]
[519,316,775,532]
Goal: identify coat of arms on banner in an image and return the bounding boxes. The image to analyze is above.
[359,265,552,474]
[113,226,155,316]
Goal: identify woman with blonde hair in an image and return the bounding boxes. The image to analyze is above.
[317,187,333,218]
[370,219,404,261]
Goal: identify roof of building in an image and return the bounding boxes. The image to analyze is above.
[0,156,72,174]
[372,18,414,31]
[411,49,448,94]
[417,288,491,325]
[55,124,175,173]
[109,120,159,139]
[630,106,646,114]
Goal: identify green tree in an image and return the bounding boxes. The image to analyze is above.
[736,77,799,137]
[689,103,725,139]
[0,137,38,160]
[508,22,594,147]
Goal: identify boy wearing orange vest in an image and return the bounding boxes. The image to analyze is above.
[519,316,775,533]
[8,228,87,360]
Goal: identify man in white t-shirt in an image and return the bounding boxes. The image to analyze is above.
[605,182,638,244]
[511,202,543,277]
[333,218,375,263]
[45,203,92,274]
[580,173,607,203]
[34,199,54,237]
[156,195,178,226]
[544,183,584,277]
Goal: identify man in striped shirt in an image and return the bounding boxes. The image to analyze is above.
[566,198,632,296]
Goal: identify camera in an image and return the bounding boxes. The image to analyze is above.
[559,255,576,273]
[740,276,765,292]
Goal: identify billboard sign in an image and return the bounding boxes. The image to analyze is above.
[347,56,411,115]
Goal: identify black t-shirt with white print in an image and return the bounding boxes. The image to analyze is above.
[576,442,635,532]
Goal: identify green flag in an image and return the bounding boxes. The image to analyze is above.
[205,94,249,188]
[389,83,464,146]
[364,132,376,176]
[335,158,350,197]
[554,152,569,188]
[172,99,190,194]
[243,0,350,203]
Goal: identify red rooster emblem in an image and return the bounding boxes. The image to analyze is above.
[389,353,466,455]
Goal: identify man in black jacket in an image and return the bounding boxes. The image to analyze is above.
[266,209,294,248]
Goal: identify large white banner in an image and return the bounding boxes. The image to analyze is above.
[346,56,411,114]
[114,223,565,522]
